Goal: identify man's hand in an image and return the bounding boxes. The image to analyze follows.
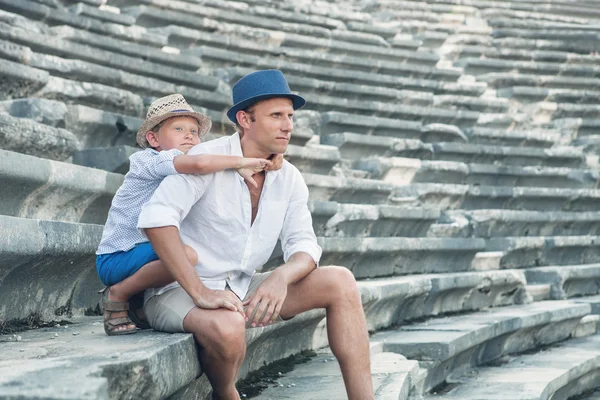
[195,289,245,316]
[236,158,272,188]
[243,270,288,327]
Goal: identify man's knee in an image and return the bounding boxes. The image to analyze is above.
[202,312,246,360]
[322,266,360,302]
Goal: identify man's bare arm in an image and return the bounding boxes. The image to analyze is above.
[243,252,315,327]
[145,226,244,313]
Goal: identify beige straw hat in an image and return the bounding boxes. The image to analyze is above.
[136,94,212,148]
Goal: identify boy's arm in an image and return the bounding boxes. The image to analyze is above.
[173,154,272,174]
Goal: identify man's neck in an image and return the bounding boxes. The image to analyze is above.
[239,134,271,159]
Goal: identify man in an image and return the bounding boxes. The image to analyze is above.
[137,70,373,400]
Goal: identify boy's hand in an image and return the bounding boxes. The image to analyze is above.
[236,158,272,188]
[265,154,284,171]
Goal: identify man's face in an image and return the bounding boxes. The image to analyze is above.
[242,97,294,155]
[147,116,201,153]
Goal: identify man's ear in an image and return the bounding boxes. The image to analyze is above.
[146,131,160,148]
[236,110,252,130]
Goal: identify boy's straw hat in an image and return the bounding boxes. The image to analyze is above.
[136,94,212,148]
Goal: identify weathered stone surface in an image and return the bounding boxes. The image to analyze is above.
[487,236,600,269]
[303,173,395,204]
[373,300,591,394]
[428,334,600,400]
[446,209,600,238]
[0,216,103,323]
[72,145,137,174]
[0,114,80,161]
[467,126,565,147]
[68,3,136,26]
[0,57,49,100]
[316,237,485,277]
[308,200,441,237]
[480,72,600,90]
[525,264,600,300]
[391,183,600,211]
[500,86,600,105]
[255,351,418,400]
[0,149,122,223]
[459,57,600,78]
[284,144,340,175]
[355,157,468,185]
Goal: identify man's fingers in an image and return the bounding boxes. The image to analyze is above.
[272,303,283,323]
[251,299,269,327]
[259,302,277,326]
[220,299,237,312]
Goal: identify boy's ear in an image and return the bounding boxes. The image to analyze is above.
[146,131,160,148]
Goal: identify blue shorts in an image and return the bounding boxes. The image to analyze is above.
[96,242,159,287]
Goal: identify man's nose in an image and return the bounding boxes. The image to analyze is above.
[282,116,293,132]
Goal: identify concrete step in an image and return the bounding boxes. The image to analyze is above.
[308,200,441,238]
[391,183,600,211]
[443,209,600,237]
[552,118,600,137]
[372,300,592,395]
[480,72,600,91]
[526,284,552,302]
[487,236,600,270]
[499,86,600,105]
[254,351,418,400]
[0,148,122,224]
[0,267,526,397]
[0,0,167,47]
[322,133,586,167]
[321,112,475,139]
[459,57,600,79]
[313,237,486,277]
[525,264,600,300]
[443,43,600,65]
[355,157,598,188]
[0,57,148,118]
[426,334,600,399]
[68,2,136,26]
[490,36,600,55]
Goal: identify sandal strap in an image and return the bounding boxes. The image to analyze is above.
[104,300,129,312]
[105,316,134,328]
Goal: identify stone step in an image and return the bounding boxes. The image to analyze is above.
[354,157,598,188]
[320,112,476,139]
[0,30,232,113]
[0,58,146,118]
[443,209,600,237]
[0,148,122,224]
[490,36,600,55]
[364,0,478,16]
[459,57,600,78]
[391,183,600,211]
[486,236,600,270]
[466,126,565,147]
[0,267,527,398]
[526,283,552,302]
[254,351,418,400]
[0,113,80,162]
[525,264,600,300]
[499,86,600,105]
[444,43,600,65]
[321,133,585,167]
[68,2,136,26]
[0,0,167,47]
[313,237,486,278]
[304,173,396,205]
[480,72,600,91]
[122,4,434,64]
[426,334,600,399]
[493,28,600,48]
[372,300,592,395]
[552,118,600,137]
[308,200,441,238]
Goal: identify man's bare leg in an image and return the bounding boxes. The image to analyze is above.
[280,266,373,400]
[183,308,246,400]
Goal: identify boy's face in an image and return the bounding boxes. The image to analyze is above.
[146,116,201,153]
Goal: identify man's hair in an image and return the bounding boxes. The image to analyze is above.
[235,107,256,136]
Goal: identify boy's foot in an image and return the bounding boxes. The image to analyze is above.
[128,292,151,330]
[100,287,137,336]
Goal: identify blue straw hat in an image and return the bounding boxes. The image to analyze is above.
[227,70,306,124]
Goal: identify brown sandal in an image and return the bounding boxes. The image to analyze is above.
[100,287,137,336]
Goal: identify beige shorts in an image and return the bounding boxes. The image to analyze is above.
[144,271,284,333]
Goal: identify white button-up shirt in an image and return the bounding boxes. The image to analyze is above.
[138,133,322,300]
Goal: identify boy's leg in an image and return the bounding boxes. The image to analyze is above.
[107,245,198,331]
[279,266,374,400]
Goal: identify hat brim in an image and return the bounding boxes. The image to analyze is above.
[136,110,212,149]
[226,93,306,124]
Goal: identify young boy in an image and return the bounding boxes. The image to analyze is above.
[96,94,282,335]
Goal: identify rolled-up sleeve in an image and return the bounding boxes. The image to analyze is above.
[129,149,183,181]
[279,171,322,266]
[137,172,211,232]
